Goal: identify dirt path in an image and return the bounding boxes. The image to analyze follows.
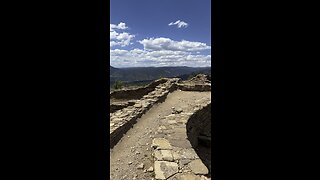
[110,90,211,180]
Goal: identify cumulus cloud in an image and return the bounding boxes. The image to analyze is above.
[110,22,128,31]
[110,22,134,47]
[110,48,211,67]
[139,37,211,52]
[168,20,188,28]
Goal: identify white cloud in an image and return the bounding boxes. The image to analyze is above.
[110,48,211,67]
[109,22,211,67]
[168,20,188,28]
[110,22,128,31]
[139,37,211,52]
[110,22,134,47]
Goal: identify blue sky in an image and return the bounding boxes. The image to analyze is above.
[110,0,211,67]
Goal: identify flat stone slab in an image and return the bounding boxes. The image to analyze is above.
[134,103,142,108]
[154,161,179,180]
[179,149,199,159]
[152,138,173,150]
[154,149,174,161]
[178,174,199,180]
[188,159,209,175]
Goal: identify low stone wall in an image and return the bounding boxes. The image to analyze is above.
[110,79,168,100]
[110,78,180,148]
[176,83,211,92]
[110,101,135,113]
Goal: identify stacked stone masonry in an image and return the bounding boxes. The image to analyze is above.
[110,78,180,148]
[151,102,211,180]
[110,74,212,179]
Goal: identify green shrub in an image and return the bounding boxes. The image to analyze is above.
[113,80,124,89]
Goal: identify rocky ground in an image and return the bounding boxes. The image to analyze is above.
[110,91,211,180]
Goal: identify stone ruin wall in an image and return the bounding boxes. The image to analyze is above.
[110,78,168,100]
[110,75,212,179]
[110,78,180,148]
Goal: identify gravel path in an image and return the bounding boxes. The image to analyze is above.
[110,91,211,180]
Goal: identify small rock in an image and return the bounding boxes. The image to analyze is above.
[128,161,132,165]
[176,108,183,113]
[137,163,144,169]
[147,166,154,172]
[168,120,177,124]
[189,159,209,175]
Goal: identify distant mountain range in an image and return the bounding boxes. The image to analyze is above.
[110,66,211,85]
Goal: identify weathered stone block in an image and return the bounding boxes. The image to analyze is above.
[154,150,174,161]
[152,138,173,150]
[154,161,179,180]
[188,159,208,175]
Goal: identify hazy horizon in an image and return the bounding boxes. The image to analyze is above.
[111,65,212,69]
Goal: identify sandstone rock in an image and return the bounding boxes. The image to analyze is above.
[189,159,208,175]
[176,108,183,113]
[154,161,179,180]
[172,151,182,160]
[112,118,122,122]
[180,149,198,159]
[179,159,191,169]
[147,166,154,172]
[154,150,174,161]
[178,174,199,180]
[137,163,144,169]
[152,138,172,150]
[168,120,177,124]
[200,175,210,180]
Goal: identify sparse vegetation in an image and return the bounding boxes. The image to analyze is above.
[188,72,198,80]
[113,80,124,90]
